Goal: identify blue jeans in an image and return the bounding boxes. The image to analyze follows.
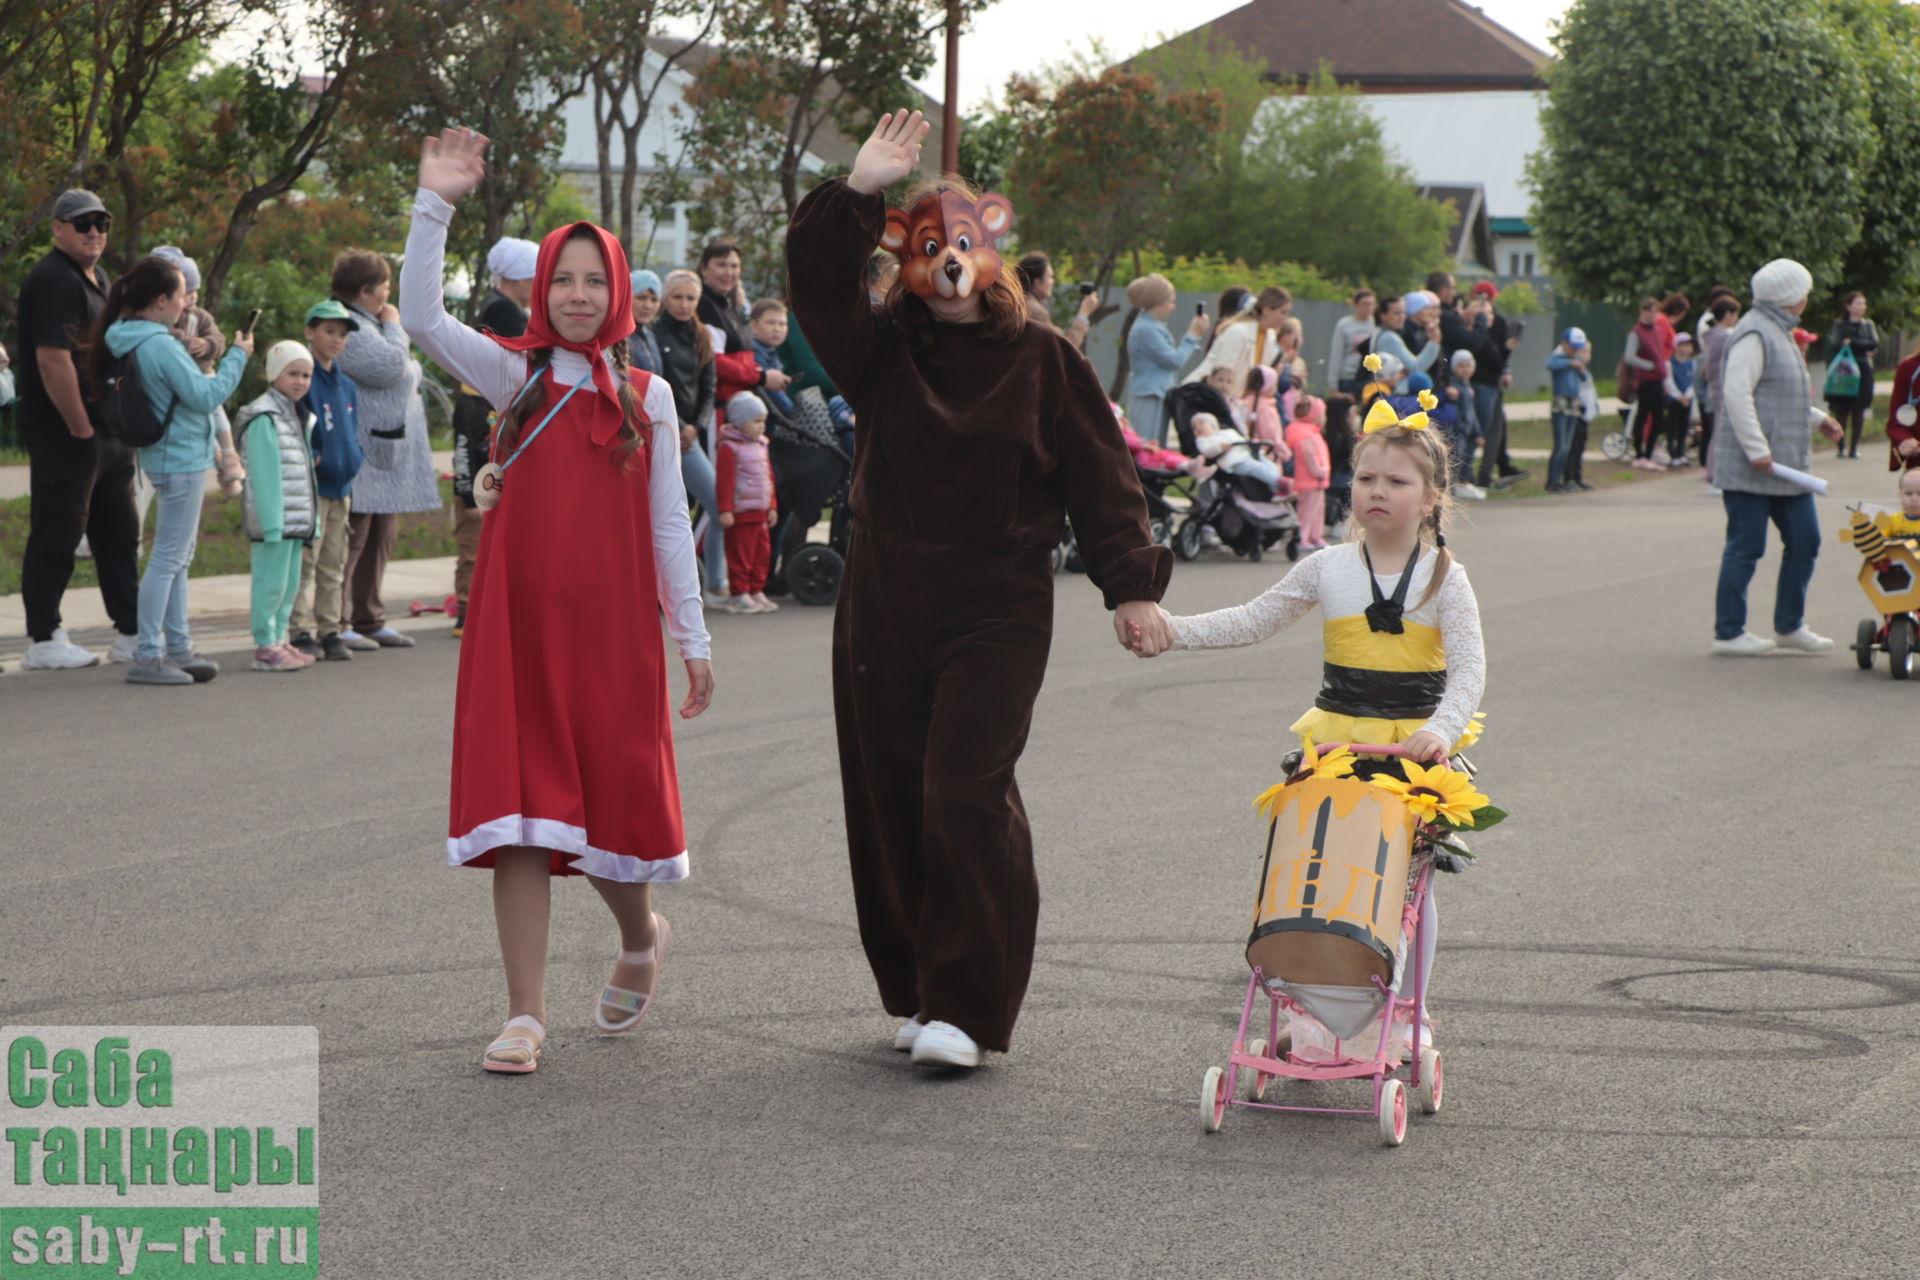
[137,470,203,659]
[1548,412,1579,487]
[1716,490,1819,640]
[679,444,728,595]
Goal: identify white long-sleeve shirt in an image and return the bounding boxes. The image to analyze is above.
[399,188,710,660]
[1719,331,1827,463]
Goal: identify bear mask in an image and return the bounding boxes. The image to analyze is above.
[880,190,1015,302]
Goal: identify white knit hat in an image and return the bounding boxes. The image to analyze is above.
[150,245,200,292]
[486,237,540,282]
[265,340,313,384]
[1750,258,1812,306]
[726,391,767,426]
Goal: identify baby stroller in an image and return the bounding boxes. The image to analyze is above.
[1057,463,1184,574]
[768,390,856,606]
[1162,383,1299,564]
[1200,744,1445,1146]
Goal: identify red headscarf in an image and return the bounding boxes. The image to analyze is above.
[488,220,636,446]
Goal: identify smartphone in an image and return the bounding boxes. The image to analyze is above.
[1511,320,1526,340]
[242,308,262,335]
[1195,302,1207,316]
[1077,281,1096,297]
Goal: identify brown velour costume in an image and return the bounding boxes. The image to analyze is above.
[787,178,1172,1052]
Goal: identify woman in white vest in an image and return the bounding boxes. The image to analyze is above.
[1709,258,1846,656]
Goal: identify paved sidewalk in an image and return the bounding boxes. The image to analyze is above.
[1,555,461,671]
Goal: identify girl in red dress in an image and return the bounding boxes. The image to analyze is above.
[398,128,714,1074]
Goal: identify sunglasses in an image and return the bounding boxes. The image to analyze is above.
[62,215,112,234]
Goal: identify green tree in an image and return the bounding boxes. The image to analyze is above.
[1162,68,1451,289]
[953,103,1018,194]
[1527,0,1873,308]
[1126,28,1274,160]
[1004,66,1224,292]
[674,0,973,284]
[1821,0,1920,327]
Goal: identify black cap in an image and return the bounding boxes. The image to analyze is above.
[52,190,108,221]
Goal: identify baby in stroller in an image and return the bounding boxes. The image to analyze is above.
[1163,383,1300,562]
[1192,412,1284,492]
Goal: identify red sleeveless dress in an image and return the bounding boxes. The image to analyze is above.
[446,367,688,881]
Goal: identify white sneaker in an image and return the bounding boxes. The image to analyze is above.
[1776,627,1834,653]
[1453,483,1487,501]
[892,1015,926,1052]
[909,1020,981,1069]
[1712,632,1777,656]
[106,632,138,664]
[701,590,731,608]
[19,629,101,670]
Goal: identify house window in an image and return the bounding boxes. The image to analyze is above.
[1524,253,1536,276]
[1508,252,1521,276]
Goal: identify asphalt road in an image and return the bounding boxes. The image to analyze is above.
[3,469,1915,1279]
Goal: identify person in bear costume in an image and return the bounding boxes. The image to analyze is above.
[787,110,1174,1070]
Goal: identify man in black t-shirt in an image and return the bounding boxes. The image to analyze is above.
[15,189,142,671]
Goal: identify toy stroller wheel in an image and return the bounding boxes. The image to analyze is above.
[1247,537,1264,563]
[1601,429,1630,462]
[1149,516,1172,547]
[1063,546,1084,574]
[1244,1040,1271,1101]
[1856,619,1878,670]
[1050,544,1065,575]
[1889,616,1913,680]
[1378,1079,1408,1146]
[1416,1048,1443,1115]
[786,544,843,607]
[1174,518,1204,562]
[1286,533,1301,562]
[1201,1066,1228,1133]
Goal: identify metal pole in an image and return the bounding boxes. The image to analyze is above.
[941,0,960,175]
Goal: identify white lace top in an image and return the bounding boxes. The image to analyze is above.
[1168,541,1486,745]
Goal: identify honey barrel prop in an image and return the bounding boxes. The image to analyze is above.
[1247,775,1417,988]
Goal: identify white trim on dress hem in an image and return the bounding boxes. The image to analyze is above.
[447,815,689,883]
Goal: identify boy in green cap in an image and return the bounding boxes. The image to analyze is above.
[289,300,365,661]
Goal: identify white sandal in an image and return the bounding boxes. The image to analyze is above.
[594,915,672,1033]
[481,1014,545,1074]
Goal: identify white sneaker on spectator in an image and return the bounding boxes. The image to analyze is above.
[909,1021,981,1069]
[19,629,101,670]
[1454,483,1487,501]
[106,632,138,664]
[1712,632,1777,656]
[1776,627,1834,652]
[338,629,380,652]
[701,590,731,609]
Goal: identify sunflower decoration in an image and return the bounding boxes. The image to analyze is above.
[1370,760,1492,828]
[1416,389,1439,412]
[1362,352,1383,374]
[1252,739,1359,819]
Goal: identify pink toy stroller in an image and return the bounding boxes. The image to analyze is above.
[1200,744,1443,1146]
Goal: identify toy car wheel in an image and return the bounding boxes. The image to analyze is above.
[1174,518,1204,562]
[1600,430,1631,462]
[1416,1048,1443,1115]
[1244,1039,1270,1101]
[1201,1066,1227,1133]
[1856,619,1878,670]
[785,544,843,607]
[1890,615,1913,680]
[1378,1078,1408,1146]
[1247,537,1264,563]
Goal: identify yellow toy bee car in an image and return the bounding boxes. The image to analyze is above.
[1841,508,1920,678]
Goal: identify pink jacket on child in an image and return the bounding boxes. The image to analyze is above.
[1285,418,1331,494]
[1249,367,1292,464]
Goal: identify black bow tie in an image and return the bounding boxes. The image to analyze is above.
[1363,544,1422,635]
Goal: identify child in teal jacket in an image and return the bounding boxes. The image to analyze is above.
[236,341,321,673]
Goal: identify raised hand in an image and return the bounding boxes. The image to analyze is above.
[418,127,491,206]
[848,110,930,195]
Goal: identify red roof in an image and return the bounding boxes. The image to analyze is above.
[1147,0,1549,92]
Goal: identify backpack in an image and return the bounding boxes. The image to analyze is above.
[98,341,174,448]
[1824,341,1861,400]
